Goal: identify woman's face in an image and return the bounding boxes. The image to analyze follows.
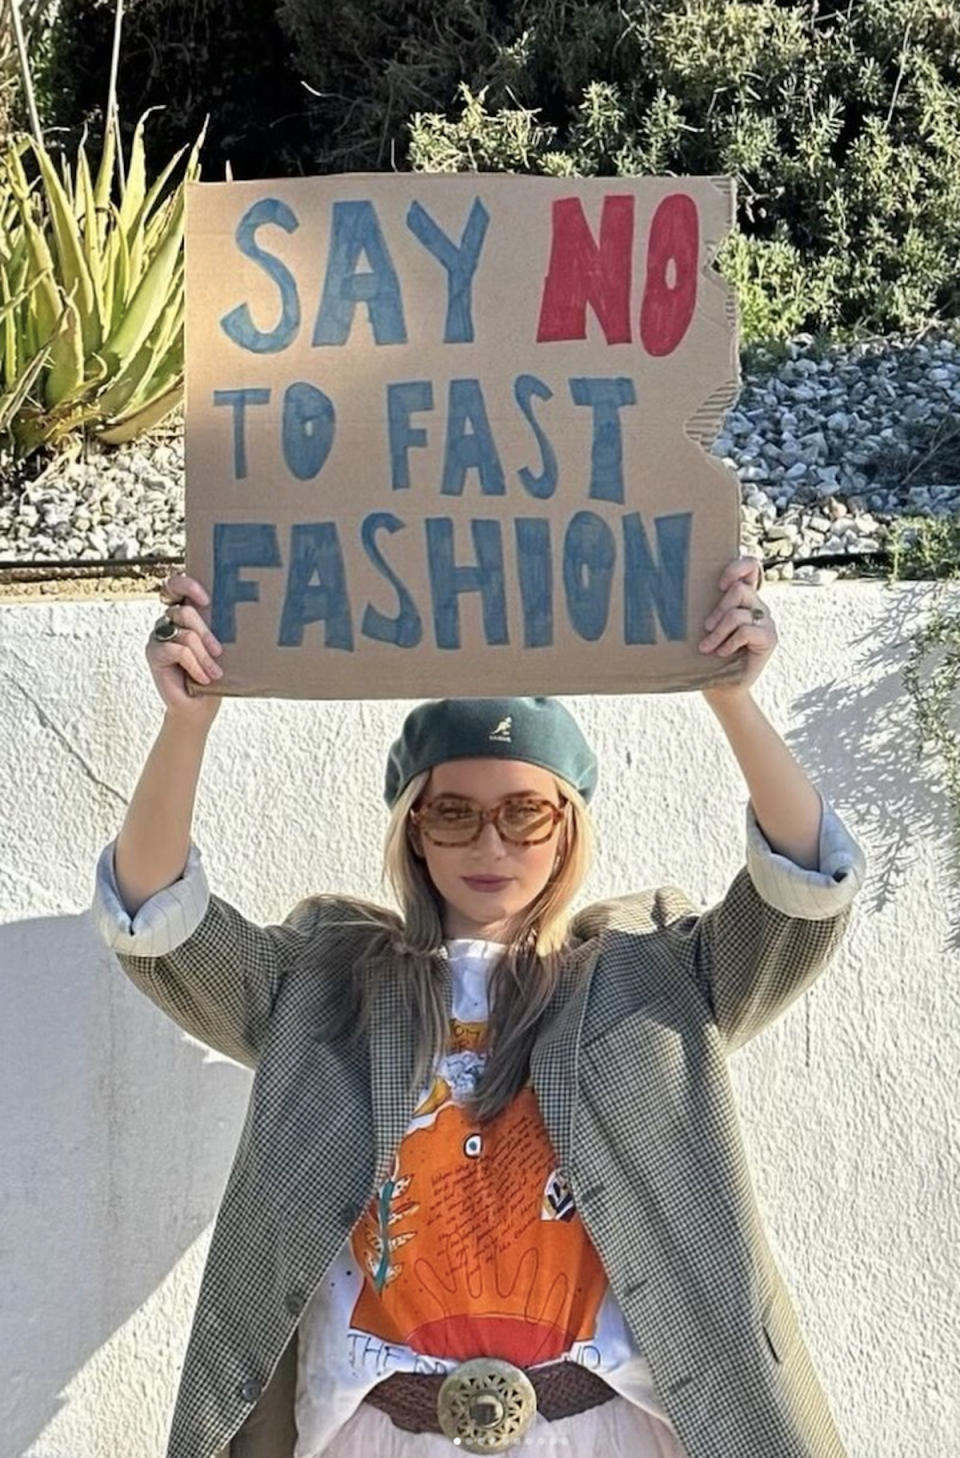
[411,757,567,942]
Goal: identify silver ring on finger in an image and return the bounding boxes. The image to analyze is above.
[152,613,183,643]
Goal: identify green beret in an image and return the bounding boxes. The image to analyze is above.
[384,697,598,807]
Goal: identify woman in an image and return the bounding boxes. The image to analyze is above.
[91,554,866,1458]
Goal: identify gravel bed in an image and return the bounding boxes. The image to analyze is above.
[1,326,959,587]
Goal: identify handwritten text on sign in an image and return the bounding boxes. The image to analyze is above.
[184,175,741,698]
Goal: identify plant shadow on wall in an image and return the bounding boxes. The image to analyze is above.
[782,516,960,951]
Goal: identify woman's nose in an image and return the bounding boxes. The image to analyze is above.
[475,819,508,852]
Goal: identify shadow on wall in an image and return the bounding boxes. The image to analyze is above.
[0,911,253,1458]
[785,579,960,949]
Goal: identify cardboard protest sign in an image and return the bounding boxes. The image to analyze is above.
[184,173,744,700]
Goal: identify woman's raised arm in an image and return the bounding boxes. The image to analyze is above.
[112,571,223,912]
[113,709,216,916]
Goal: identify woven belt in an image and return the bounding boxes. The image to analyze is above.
[362,1356,618,1452]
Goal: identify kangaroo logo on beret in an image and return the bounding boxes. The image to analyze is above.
[489,716,512,743]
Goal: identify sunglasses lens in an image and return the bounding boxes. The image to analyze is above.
[498,801,556,842]
[418,805,481,844]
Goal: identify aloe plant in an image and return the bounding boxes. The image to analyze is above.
[0,110,203,455]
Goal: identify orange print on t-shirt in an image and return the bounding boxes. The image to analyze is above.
[349,1020,607,1367]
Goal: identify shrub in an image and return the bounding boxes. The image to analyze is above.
[278,0,960,342]
[0,0,56,141]
[38,0,306,180]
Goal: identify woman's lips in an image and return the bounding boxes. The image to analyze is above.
[462,876,512,891]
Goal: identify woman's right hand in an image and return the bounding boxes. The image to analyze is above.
[146,573,224,725]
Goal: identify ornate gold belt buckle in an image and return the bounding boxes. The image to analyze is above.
[437,1356,537,1452]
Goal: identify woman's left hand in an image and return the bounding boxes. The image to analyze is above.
[698,554,777,699]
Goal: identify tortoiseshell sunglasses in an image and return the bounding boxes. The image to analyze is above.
[410,793,567,847]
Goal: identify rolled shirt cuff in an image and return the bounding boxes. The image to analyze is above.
[745,791,866,919]
[91,838,211,957]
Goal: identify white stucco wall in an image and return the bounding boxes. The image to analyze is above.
[1,578,958,1458]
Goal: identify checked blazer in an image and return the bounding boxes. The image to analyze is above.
[91,791,866,1458]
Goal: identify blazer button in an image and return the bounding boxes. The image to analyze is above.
[285,1289,306,1316]
[238,1378,262,1403]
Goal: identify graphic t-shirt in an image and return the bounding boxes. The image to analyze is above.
[294,938,676,1457]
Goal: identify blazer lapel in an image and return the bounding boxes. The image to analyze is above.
[529,937,603,1169]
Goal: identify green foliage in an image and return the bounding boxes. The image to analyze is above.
[407,83,561,174]
[277,0,519,172]
[400,0,960,342]
[715,226,833,344]
[0,0,56,140]
[37,0,304,181]
[888,514,960,583]
[0,114,202,455]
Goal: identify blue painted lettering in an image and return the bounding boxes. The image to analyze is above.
[569,377,637,503]
[282,382,336,481]
[441,380,506,496]
[213,387,271,478]
[514,375,558,500]
[425,517,508,648]
[360,512,423,647]
[515,518,553,647]
[563,510,615,640]
[405,197,490,343]
[622,511,691,642]
[211,523,282,641]
[278,523,354,648]
[387,381,434,490]
[220,199,300,354]
[312,200,406,346]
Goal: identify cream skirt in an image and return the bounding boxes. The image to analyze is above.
[316,1393,688,1457]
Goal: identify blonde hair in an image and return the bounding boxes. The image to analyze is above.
[324,767,595,1124]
